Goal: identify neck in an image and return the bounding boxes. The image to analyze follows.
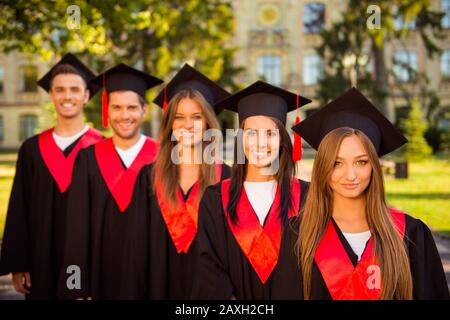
[54,115,85,137]
[112,133,141,150]
[332,193,366,222]
[245,164,275,182]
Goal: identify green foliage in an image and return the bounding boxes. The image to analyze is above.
[0,0,241,127]
[400,98,432,161]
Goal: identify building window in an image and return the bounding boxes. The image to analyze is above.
[19,65,38,93]
[258,55,281,86]
[442,0,450,28]
[304,3,325,34]
[303,54,322,85]
[393,50,417,83]
[0,66,4,93]
[0,115,4,142]
[442,50,450,81]
[19,114,38,141]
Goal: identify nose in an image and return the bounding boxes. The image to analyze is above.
[120,108,131,120]
[344,164,357,181]
[184,117,194,130]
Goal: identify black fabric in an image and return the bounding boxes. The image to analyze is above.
[37,53,99,98]
[0,134,90,299]
[214,81,311,125]
[191,179,310,300]
[292,87,408,156]
[153,63,230,113]
[57,145,153,300]
[271,214,450,300]
[147,163,231,299]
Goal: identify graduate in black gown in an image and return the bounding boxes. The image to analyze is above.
[149,63,231,299]
[0,53,103,300]
[191,81,311,299]
[57,64,162,300]
[272,87,450,300]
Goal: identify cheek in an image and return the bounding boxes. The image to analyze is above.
[359,165,373,184]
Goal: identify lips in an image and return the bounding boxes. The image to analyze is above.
[341,183,359,190]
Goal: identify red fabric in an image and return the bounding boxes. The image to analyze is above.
[95,137,159,212]
[156,164,223,254]
[292,115,302,162]
[221,178,301,284]
[38,127,103,193]
[314,208,406,300]
[102,74,108,128]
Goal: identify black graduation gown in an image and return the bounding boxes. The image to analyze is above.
[272,214,450,300]
[147,164,231,299]
[191,179,309,300]
[57,145,154,300]
[0,134,96,299]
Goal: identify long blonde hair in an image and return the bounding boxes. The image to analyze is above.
[297,127,413,300]
[152,89,221,207]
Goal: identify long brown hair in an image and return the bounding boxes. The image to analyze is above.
[152,89,221,207]
[297,127,413,300]
[227,117,296,225]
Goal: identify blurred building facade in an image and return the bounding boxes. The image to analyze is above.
[230,0,450,130]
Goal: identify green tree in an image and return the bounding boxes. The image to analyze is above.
[315,0,445,118]
[400,98,432,161]
[0,0,241,127]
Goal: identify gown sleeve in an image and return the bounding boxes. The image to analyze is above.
[407,216,450,300]
[58,149,91,299]
[0,142,33,275]
[191,185,234,299]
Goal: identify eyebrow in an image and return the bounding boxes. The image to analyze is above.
[336,154,369,160]
[175,112,202,116]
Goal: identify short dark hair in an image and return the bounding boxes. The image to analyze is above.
[49,64,87,89]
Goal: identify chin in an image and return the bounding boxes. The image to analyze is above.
[338,189,365,199]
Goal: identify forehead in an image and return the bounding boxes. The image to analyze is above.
[109,90,141,105]
[176,98,202,114]
[337,135,367,157]
[243,115,277,130]
[51,73,86,88]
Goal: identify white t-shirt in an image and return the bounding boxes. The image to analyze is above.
[342,230,372,262]
[243,180,277,226]
[52,125,89,151]
[115,134,146,168]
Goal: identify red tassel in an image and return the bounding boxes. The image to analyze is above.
[102,74,108,129]
[162,87,168,112]
[292,95,302,162]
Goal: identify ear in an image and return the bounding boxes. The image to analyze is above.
[142,104,148,117]
[83,88,90,105]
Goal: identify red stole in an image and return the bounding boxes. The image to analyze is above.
[221,178,301,284]
[314,208,406,300]
[95,137,159,212]
[38,127,103,193]
[156,164,223,254]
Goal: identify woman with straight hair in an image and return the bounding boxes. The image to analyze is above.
[272,87,449,300]
[192,81,311,299]
[148,64,231,299]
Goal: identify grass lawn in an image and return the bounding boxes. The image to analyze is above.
[0,154,449,239]
[385,158,450,236]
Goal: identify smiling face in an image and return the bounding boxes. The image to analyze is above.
[329,134,373,199]
[243,115,280,168]
[171,97,207,148]
[49,73,89,119]
[108,90,147,140]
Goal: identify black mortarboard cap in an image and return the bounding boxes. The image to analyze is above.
[292,87,408,156]
[37,53,99,98]
[153,63,230,114]
[90,63,163,128]
[214,80,311,125]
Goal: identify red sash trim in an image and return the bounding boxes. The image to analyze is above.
[156,164,223,254]
[95,137,158,212]
[221,178,301,284]
[314,208,406,300]
[38,127,103,193]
